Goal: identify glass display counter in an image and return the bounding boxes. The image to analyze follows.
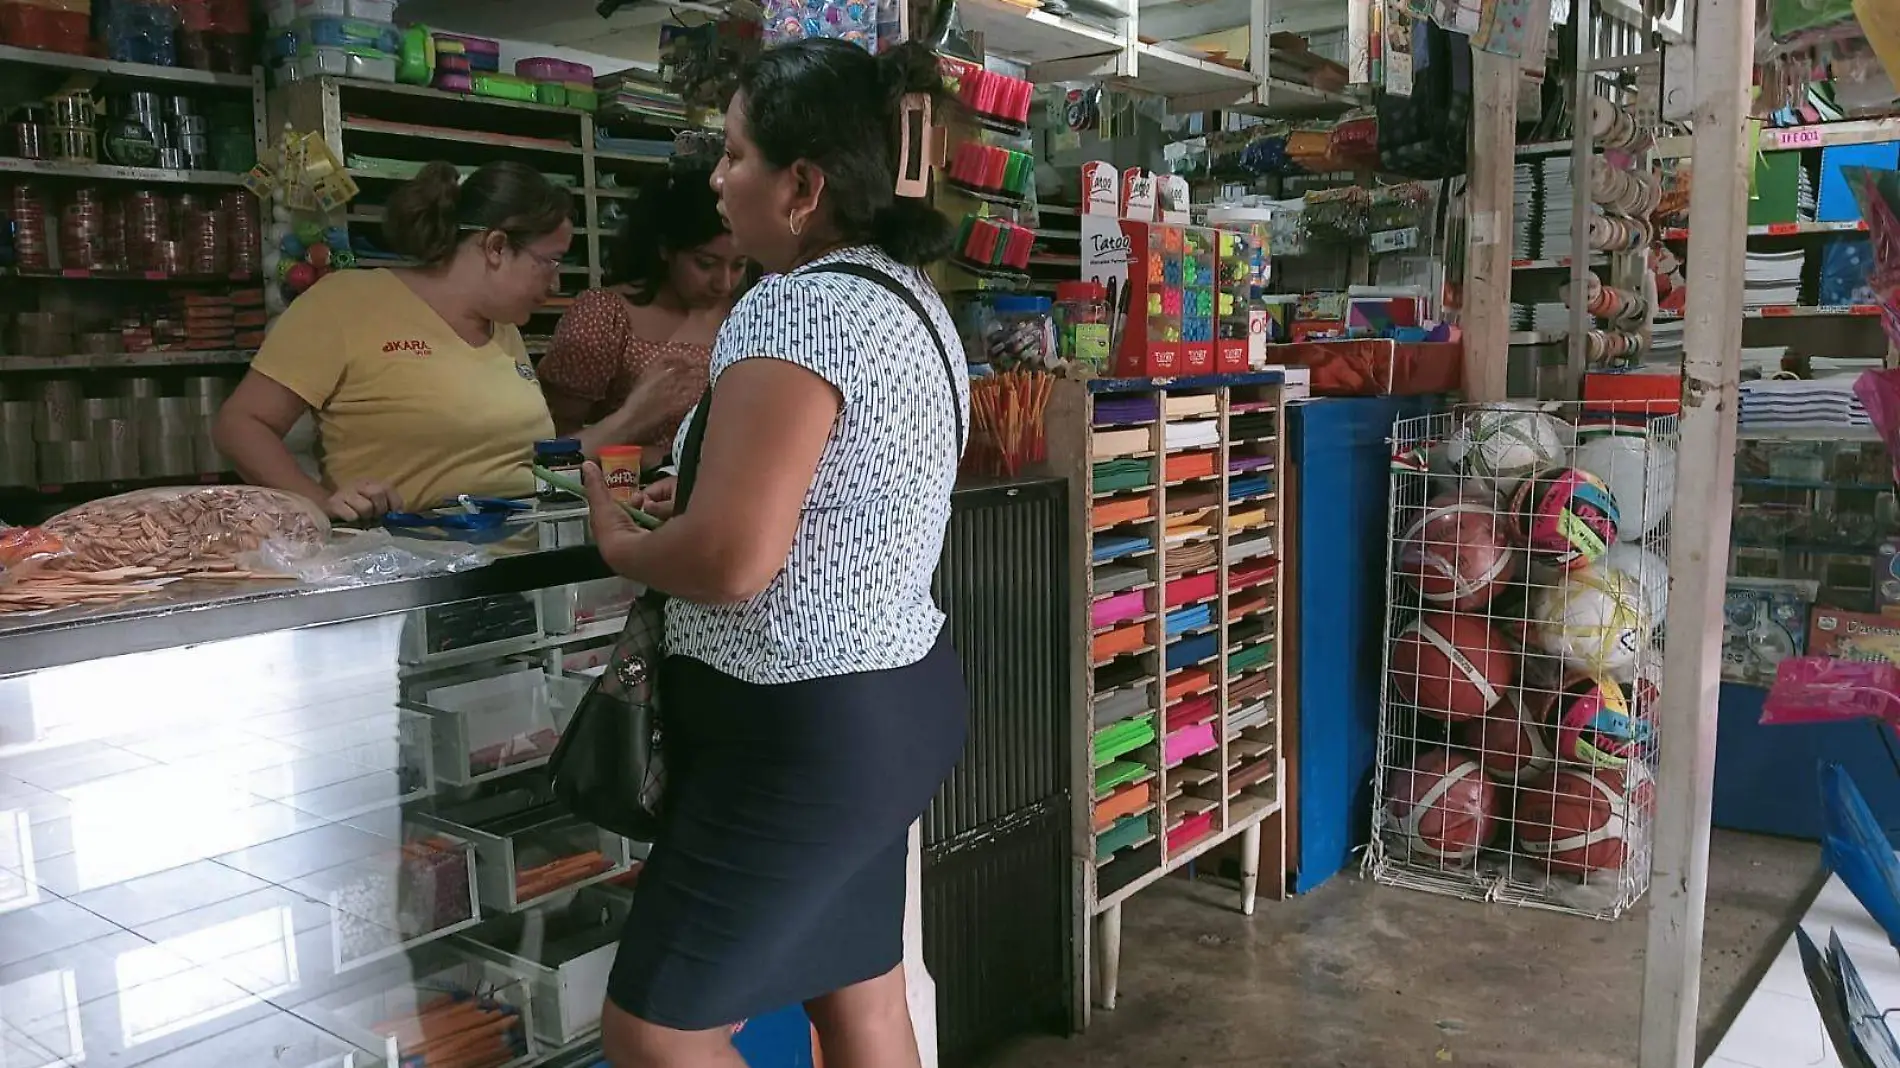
[0,537,834,1068]
[0,475,1075,1068]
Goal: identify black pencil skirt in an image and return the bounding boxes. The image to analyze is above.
[606,628,967,1031]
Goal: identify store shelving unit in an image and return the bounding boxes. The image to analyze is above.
[0,47,269,504]
[1048,370,1288,1022]
[274,76,677,321]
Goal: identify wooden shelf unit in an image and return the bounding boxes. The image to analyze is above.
[1050,370,1289,1023]
[273,77,676,307]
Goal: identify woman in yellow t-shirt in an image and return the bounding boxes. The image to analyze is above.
[214,161,648,521]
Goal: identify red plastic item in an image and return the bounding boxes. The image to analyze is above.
[0,2,89,53]
[1167,809,1216,852]
[1583,369,1682,415]
[1762,656,1900,727]
[1270,339,1463,396]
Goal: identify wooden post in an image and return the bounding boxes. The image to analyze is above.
[1464,50,1518,402]
[1637,0,1750,1063]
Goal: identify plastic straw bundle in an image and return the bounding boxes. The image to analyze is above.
[969,371,1054,477]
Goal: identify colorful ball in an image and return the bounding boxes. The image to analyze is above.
[1448,404,1569,497]
[1510,468,1620,569]
[1545,673,1650,768]
[294,219,325,245]
[1574,431,1676,540]
[1396,497,1520,610]
[1515,764,1654,874]
[1529,564,1651,677]
[278,232,306,259]
[1455,690,1556,781]
[305,242,332,269]
[1389,611,1519,722]
[1385,747,1499,865]
[1602,542,1669,623]
[285,262,318,292]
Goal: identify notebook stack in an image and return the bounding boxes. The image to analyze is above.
[1648,317,1684,360]
[1541,158,1576,262]
[1744,250,1806,309]
[1514,161,1538,260]
[1738,377,1871,430]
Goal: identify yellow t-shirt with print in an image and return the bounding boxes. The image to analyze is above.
[251,268,555,510]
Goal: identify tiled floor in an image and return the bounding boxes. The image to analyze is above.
[979,830,1823,1068]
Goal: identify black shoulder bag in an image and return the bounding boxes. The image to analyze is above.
[548,260,964,842]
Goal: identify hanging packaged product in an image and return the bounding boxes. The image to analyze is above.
[1055,281,1111,374]
[953,214,1035,276]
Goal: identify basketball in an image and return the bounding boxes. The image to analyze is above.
[1529,564,1651,677]
[1456,690,1556,781]
[1547,673,1651,768]
[1396,498,1520,610]
[1510,468,1621,570]
[1516,765,1652,873]
[1449,405,1569,497]
[1385,747,1499,865]
[1390,612,1519,721]
[1574,431,1676,540]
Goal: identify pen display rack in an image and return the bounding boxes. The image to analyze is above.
[1048,370,1290,1018]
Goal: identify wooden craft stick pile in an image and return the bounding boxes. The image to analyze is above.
[372,992,528,1068]
[514,850,612,903]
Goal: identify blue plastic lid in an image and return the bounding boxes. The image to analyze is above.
[993,296,1052,314]
[534,437,583,455]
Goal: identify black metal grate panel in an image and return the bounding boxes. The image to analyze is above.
[923,797,1072,1068]
[928,479,1071,847]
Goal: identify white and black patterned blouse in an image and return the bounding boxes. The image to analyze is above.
[665,246,970,685]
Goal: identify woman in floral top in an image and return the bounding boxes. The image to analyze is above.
[538,163,749,463]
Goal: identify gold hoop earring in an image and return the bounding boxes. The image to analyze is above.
[789,212,804,237]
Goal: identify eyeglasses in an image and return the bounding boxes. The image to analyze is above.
[519,248,565,275]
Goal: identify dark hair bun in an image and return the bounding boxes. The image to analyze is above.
[381,160,572,266]
[381,161,462,263]
[737,39,954,267]
[610,162,729,297]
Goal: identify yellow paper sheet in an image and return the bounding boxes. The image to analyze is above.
[1858,0,1900,90]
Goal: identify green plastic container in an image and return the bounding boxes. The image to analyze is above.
[534,82,568,107]
[563,84,598,111]
[471,72,539,103]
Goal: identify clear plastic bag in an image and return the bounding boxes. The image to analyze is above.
[0,525,70,585]
[1760,656,1900,727]
[253,528,488,586]
[40,485,330,573]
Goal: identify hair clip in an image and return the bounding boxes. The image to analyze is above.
[894,92,945,199]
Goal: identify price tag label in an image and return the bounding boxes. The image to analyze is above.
[1370,227,1419,254]
[1852,305,1881,316]
[1761,305,1795,317]
[1766,222,1801,235]
[1773,127,1824,149]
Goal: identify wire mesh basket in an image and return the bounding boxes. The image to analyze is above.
[1365,401,1678,919]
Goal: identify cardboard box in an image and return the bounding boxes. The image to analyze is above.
[1808,607,1900,664]
[1723,579,1815,685]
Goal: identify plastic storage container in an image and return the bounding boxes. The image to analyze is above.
[415,786,635,912]
[404,667,589,786]
[456,887,630,1046]
[985,295,1056,371]
[564,84,598,111]
[295,15,400,53]
[266,0,397,24]
[516,57,593,82]
[472,72,540,102]
[295,947,540,1068]
[534,82,568,107]
[292,45,397,82]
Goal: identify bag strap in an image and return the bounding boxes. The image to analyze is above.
[803,261,967,451]
[673,258,966,515]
